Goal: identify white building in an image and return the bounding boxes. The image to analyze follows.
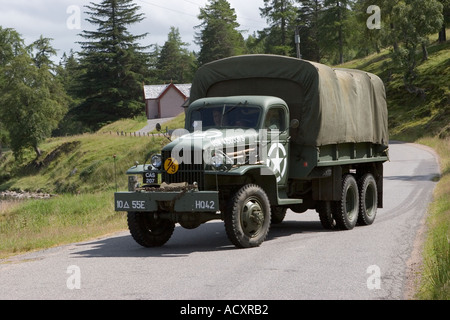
[143,83,191,119]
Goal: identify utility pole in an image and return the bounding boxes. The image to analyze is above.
[295,26,301,59]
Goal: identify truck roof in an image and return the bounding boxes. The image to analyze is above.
[190,54,389,147]
[189,95,288,110]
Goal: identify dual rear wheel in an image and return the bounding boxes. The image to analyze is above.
[317,173,378,231]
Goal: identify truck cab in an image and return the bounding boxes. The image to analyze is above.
[116,95,298,248]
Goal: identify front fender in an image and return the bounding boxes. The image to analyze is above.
[206,165,279,204]
[126,164,152,175]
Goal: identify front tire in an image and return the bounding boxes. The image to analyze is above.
[127,212,175,247]
[225,184,271,248]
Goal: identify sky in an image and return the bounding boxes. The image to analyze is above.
[0,0,268,63]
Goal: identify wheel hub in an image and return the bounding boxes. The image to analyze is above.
[241,198,264,237]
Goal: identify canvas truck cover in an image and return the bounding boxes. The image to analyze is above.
[189,54,389,147]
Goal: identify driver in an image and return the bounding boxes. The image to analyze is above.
[265,109,281,130]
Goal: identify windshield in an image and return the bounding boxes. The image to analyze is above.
[190,105,261,131]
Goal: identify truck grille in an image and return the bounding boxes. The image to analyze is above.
[162,150,205,190]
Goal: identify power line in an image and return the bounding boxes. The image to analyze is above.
[137,0,266,31]
[182,0,203,7]
[137,0,198,18]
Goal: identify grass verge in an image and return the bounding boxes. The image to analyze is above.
[0,192,126,259]
[414,137,450,299]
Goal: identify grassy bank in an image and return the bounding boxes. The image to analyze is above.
[0,132,168,194]
[415,137,450,300]
[0,114,186,258]
[0,119,171,258]
[0,192,126,258]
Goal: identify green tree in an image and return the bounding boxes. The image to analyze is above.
[0,27,24,66]
[28,35,57,69]
[57,50,83,99]
[0,121,7,157]
[75,0,150,128]
[157,27,195,83]
[195,0,245,66]
[320,0,355,64]
[296,0,324,61]
[438,0,450,42]
[260,0,298,56]
[52,51,88,136]
[0,39,68,158]
[390,0,444,89]
[0,27,23,155]
[352,0,384,57]
[244,32,267,54]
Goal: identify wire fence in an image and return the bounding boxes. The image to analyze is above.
[107,130,174,138]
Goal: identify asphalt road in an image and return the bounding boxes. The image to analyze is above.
[0,142,440,300]
[135,117,175,134]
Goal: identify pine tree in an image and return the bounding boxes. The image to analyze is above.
[195,0,245,66]
[296,0,324,61]
[75,0,150,128]
[321,0,355,64]
[260,0,298,56]
[390,0,444,89]
[438,0,449,42]
[157,27,195,83]
[28,36,57,69]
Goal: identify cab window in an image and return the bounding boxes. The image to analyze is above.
[264,107,286,131]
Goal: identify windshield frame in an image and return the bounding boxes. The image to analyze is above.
[188,104,263,132]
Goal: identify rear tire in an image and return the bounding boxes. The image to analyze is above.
[333,175,359,230]
[317,201,337,230]
[225,184,271,248]
[358,174,378,226]
[127,212,175,247]
[271,206,287,224]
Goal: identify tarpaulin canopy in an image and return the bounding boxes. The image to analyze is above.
[189,54,389,147]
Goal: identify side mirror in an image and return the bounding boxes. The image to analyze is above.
[290,119,300,129]
[156,123,162,132]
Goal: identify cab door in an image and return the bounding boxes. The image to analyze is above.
[263,106,290,187]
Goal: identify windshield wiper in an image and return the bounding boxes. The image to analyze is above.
[223,101,248,117]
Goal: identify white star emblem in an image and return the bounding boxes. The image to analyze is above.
[267,143,287,182]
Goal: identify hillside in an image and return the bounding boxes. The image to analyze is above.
[0,116,185,194]
[341,40,450,141]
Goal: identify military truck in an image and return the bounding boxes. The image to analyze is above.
[114,55,389,248]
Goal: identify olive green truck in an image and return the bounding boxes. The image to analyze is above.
[115,55,389,248]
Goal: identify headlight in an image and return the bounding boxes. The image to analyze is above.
[210,151,233,171]
[211,154,224,168]
[151,154,162,169]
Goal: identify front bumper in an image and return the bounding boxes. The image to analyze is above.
[114,189,220,213]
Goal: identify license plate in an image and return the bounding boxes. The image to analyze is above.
[143,172,160,185]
